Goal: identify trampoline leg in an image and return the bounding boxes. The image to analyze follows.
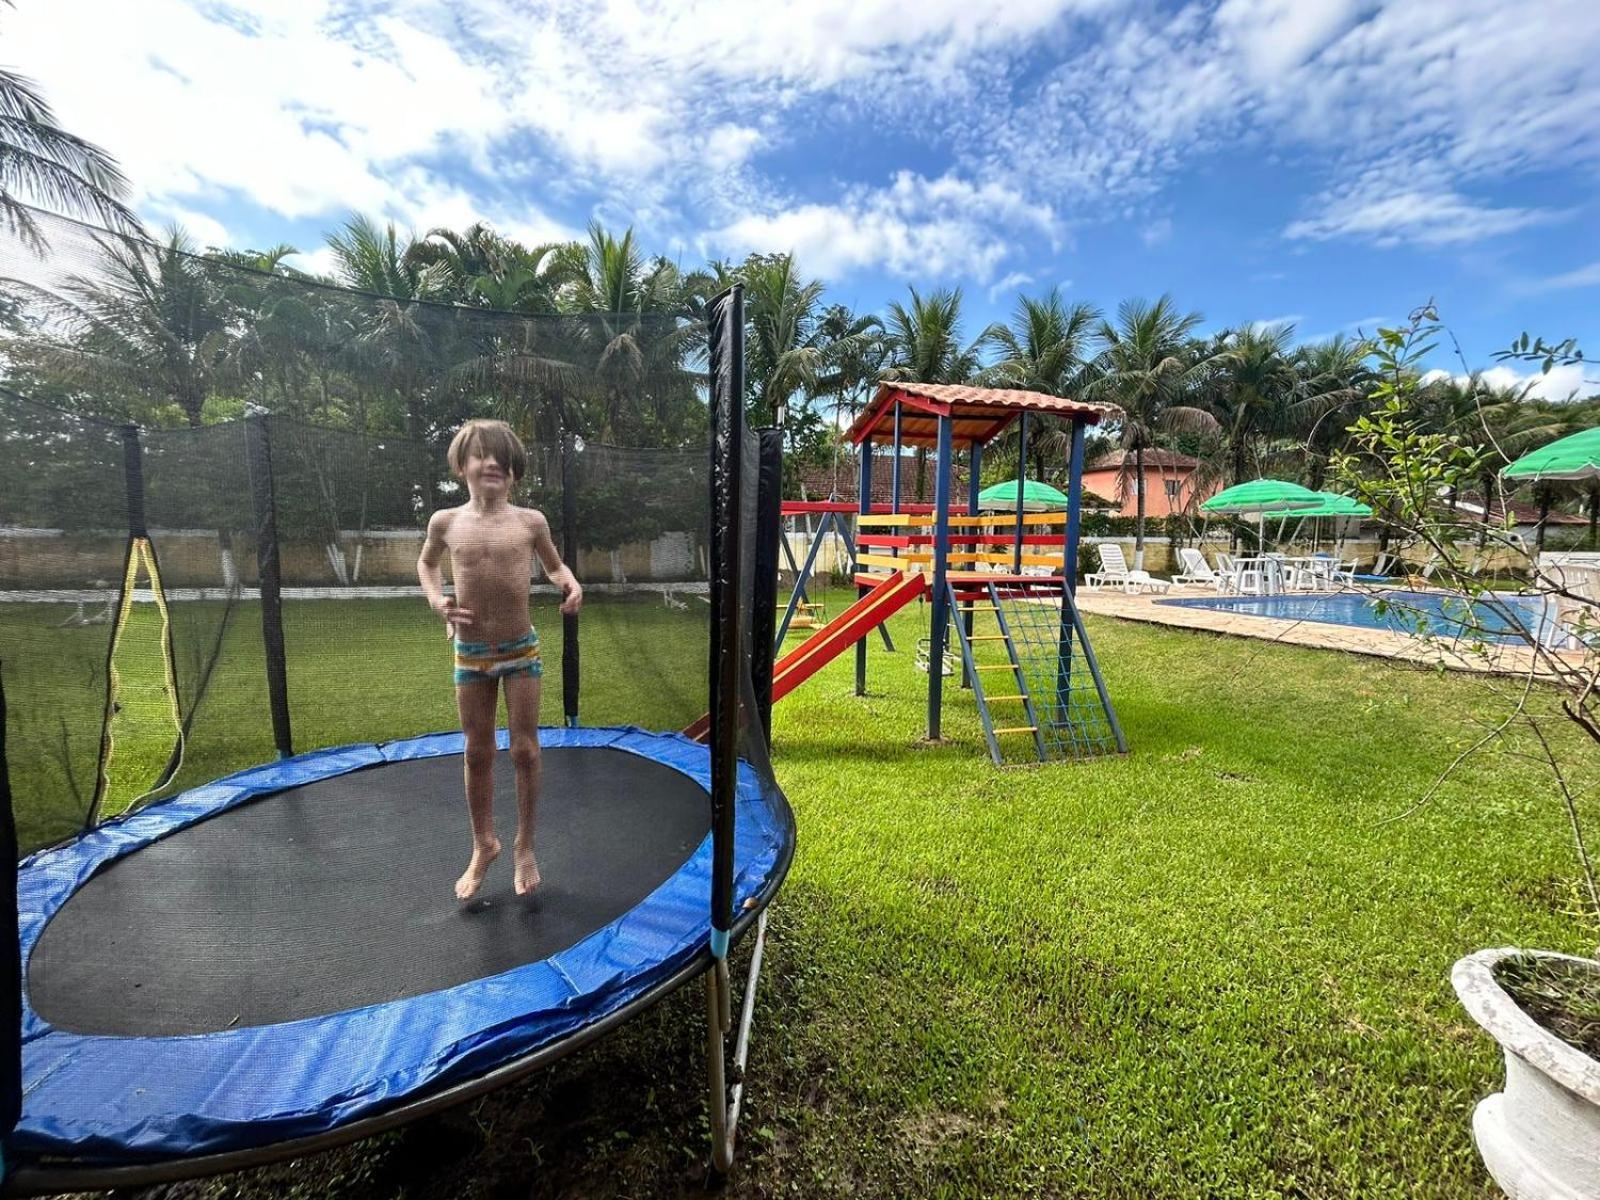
[706,909,769,1174]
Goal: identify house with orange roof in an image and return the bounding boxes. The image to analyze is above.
[1081,449,1217,518]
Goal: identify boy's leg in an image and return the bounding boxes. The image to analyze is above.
[501,672,542,895]
[455,678,502,900]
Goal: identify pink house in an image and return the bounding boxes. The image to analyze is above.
[1081,450,1216,518]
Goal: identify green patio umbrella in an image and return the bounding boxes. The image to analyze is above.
[1200,478,1324,514]
[976,477,1071,511]
[1501,427,1600,549]
[1260,491,1373,553]
[1501,427,1600,482]
[1259,491,1373,519]
[1200,478,1323,550]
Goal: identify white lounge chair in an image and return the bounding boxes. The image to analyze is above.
[1121,569,1172,595]
[1085,543,1132,590]
[1172,547,1219,588]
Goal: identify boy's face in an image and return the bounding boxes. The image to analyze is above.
[462,450,514,498]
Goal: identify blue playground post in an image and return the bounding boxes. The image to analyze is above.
[1057,419,1086,708]
[1063,418,1086,596]
[891,400,903,507]
[855,438,873,696]
[926,415,954,740]
[962,440,983,689]
[1013,411,1028,573]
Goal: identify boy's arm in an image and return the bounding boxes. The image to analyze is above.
[530,511,583,615]
[418,511,471,635]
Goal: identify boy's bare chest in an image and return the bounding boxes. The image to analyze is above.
[446,518,531,575]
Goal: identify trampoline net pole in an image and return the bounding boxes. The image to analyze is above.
[560,429,580,728]
[0,666,19,1174]
[706,283,744,953]
[245,414,293,759]
[751,428,783,740]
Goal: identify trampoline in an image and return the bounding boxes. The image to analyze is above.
[12,725,792,1182]
[0,273,786,1193]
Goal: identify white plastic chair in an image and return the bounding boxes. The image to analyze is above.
[1214,553,1240,594]
[1230,555,1268,596]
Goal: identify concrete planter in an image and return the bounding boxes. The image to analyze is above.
[1453,948,1600,1198]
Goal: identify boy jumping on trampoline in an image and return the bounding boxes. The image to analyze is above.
[418,419,583,901]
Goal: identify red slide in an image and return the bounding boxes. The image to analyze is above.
[684,569,928,741]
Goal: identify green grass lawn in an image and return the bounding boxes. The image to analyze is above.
[18,588,1597,1197]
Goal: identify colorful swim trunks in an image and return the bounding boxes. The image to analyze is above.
[453,629,542,686]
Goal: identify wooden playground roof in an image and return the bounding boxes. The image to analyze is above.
[847,381,1114,449]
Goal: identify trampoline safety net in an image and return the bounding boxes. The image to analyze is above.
[0,207,790,1176]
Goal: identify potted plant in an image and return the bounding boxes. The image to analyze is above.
[1336,311,1600,1198]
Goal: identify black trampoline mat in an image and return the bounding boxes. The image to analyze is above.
[28,746,711,1036]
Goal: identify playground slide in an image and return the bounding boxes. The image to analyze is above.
[684,569,928,741]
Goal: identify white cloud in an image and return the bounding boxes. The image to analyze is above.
[1213,0,1368,77]
[1141,217,1173,247]
[988,271,1034,303]
[6,0,1599,278]
[703,124,765,171]
[708,170,1053,281]
[1424,364,1599,403]
[286,245,341,279]
[149,206,231,249]
[1533,261,1600,292]
[1284,185,1559,247]
[1251,314,1303,333]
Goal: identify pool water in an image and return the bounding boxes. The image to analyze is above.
[1157,589,1577,648]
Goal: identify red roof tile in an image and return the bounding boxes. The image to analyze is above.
[847,381,1115,448]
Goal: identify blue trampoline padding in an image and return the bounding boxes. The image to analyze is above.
[14,726,787,1163]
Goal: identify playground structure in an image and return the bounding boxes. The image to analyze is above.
[774,500,964,647]
[747,382,1126,766]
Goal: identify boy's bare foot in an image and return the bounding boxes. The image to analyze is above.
[514,842,541,895]
[456,838,501,900]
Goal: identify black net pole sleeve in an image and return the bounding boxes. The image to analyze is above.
[751,428,783,742]
[245,415,293,759]
[121,423,148,538]
[0,666,20,1177]
[560,431,579,728]
[706,284,744,959]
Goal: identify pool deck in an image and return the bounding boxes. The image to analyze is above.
[1073,584,1594,678]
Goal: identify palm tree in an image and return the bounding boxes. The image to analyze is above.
[0,65,140,246]
[551,221,683,317]
[1208,323,1300,486]
[326,216,452,302]
[404,223,565,313]
[1086,295,1219,565]
[324,216,457,441]
[812,303,887,496]
[736,253,828,428]
[981,289,1101,482]
[1292,335,1373,489]
[883,287,984,500]
[24,226,229,427]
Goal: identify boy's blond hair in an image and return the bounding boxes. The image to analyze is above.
[447,419,528,483]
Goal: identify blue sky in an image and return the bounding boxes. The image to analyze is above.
[9,0,1600,397]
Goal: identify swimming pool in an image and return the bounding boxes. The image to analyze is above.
[1157,589,1577,648]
